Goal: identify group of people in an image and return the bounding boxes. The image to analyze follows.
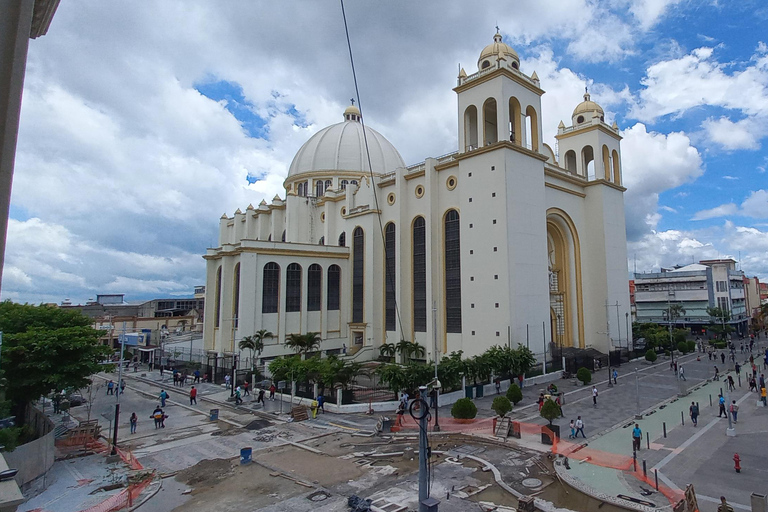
[106,379,126,395]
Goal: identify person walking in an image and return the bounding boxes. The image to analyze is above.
[727,375,735,391]
[129,412,137,434]
[119,379,126,395]
[225,374,231,390]
[569,419,576,439]
[194,369,201,383]
[537,393,545,411]
[159,389,168,407]
[735,362,741,375]
[429,387,437,409]
[612,369,618,385]
[730,400,738,423]
[679,365,686,381]
[317,393,325,413]
[189,386,197,405]
[632,423,642,451]
[714,366,720,381]
[689,401,699,426]
[592,386,598,407]
[242,381,250,396]
[721,351,726,364]
[235,387,243,405]
[575,416,586,438]
[495,378,501,395]
[718,394,727,417]
[107,380,114,395]
[152,406,165,429]
[269,383,276,400]
[257,388,266,406]
[761,386,767,407]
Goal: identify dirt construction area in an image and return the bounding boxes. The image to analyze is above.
[165,429,626,512]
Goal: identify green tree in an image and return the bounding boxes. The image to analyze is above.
[0,302,112,421]
[492,396,512,417]
[376,364,407,398]
[576,367,592,386]
[506,383,523,405]
[707,307,734,341]
[379,343,396,361]
[451,397,477,419]
[285,332,321,356]
[645,349,657,363]
[240,329,273,372]
[677,341,688,354]
[540,398,560,425]
[436,351,464,392]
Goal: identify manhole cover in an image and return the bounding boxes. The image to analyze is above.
[522,478,543,488]
[308,491,330,502]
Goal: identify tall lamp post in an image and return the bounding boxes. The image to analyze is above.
[605,302,613,388]
[111,322,127,456]
[626,312,630,353]
[432,301,440,432]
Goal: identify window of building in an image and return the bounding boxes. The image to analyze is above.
[281,230,286,242]
[316,180,324,197]
[351,180,358,186]
[262,262,280,313]
[341,180,348,190]
[716,280,727,292]
[286,263,302,312]
[318,236,325,245]
[307,264,322,311]
[233,263,240,328]
[717,296,730,312]
[324,179,332,191]
[352,227,364,323]
[413,216,427,332]
[445,210,462,333]
[327,265,341,311]
[338,232,346,247]
[214,266,222,327]
[385,223,396,331]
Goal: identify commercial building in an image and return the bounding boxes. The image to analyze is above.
[203,32,632,365]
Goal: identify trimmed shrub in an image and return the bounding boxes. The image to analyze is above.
[576,367,591,386]
[451,398,478,419]
[686,340,696,353]
[492,396,512,417]
[506,383,523,405]
[540,398,560,425]
[677,341,688,354]
[645,349,657,363]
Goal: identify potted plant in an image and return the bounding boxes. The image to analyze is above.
[506,383,523,405]
[491,396,512,431]
[645,349,657,363]
[451,397,477,421]
[540,398,561,444]
[576,367,591,386]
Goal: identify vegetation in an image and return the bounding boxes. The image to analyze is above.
[506,383,523,405]
[491,396,512,417]
[645,349,657,362]
[686,340,696,353]
[677,341,689,354]
[267,354,362,391]
[379,343,396,361]
[451,397,477,419]
[0,302,112,424]
[395,340,425,364]
[540,398,560,425]
[239,329,273,370]
[707,307,735,341]
[576,367,592,386]
[285,332,321,356]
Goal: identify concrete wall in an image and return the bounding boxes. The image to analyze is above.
[3,406,55,488]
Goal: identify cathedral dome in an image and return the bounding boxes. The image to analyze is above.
[572,90,604,124]
[478,31,520,71]
[287,105,405,179]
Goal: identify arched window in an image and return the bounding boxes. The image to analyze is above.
[385,223,396,331]
[297,182,304,196]
[444,210,462,333]
[286,263,302,312]
[327,265,341,311]
[233,263,240,328]
[582,145,595,180]
[262,262,280,313]
[352,227,364,323]
[338,232,346,247]
[564,150,577,173]
[307,264,322,311]
[341,180,348,190]
[483,98,498,146]
[525,105,539,151]
[602,145,611,180]
[351,180,358,186]
[612,149,621,185]
[481,60,490,69]
[324,179,332,191]
[281,230,286,242]
[214,266,222,327]
[413,216,427,332]
[315,180,324,197]
[464,105,478,150]
[318,236,325,246]
[508,97,522,144]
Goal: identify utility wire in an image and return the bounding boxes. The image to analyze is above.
[339,0,406,343]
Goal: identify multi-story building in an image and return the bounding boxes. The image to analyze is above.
[203,32,632,365]
[634,259,750,336]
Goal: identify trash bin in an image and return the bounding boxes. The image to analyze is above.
[240,447,252,465]
[209,409,219,421]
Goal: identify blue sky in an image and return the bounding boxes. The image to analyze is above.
[3,0,767,305]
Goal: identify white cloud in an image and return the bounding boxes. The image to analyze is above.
[692,203,739,220]
[691,189,768,220]
[702,117,760,150]
[628,0,684,30]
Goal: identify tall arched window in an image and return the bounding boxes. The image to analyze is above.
[612,149,621,185]
[413,216,427,332]
[286,263,302,312]
[341,180,348,190]
[214,266,222,327]
[483,98,498,146]
[564,150,577,174]
[385,223,396,331]
[582,145,595,180]
[262,262,280,313]
[509,97,522,144]
[233,263,240,328]
[318,236,325,246]
[352,227,364,323]
[307,264,322,311]
[327,265,341,311]
[315,180,324,197]
[338,232,346,247]
[525,105,539,151]
[444,210,462,333]
[602,145,611,180]
[281,230,286,242]
[464,105,478,150]
[324,179,332,191]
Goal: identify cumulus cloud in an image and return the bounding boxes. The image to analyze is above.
[702,117,761,150]
[693,190,768,220]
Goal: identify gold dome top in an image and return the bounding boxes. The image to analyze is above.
[572,91,604,118]
[478,31,520,70]
[343,104,361,120]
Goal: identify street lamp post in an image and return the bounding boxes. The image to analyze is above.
[626,312,630,353]
[111,322,127,456]
[432,301,440,432]
[605,302,613,388]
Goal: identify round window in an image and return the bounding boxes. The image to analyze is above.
[577,115,584,124]
[387,193,396,205]
[320,212,326,222]
[446,176,457,191]
[341,207,347,216]
[415,185,425,198]
[482,60,490,69]
[511,62,519,70]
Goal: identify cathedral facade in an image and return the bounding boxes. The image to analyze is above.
[203,32,632,366]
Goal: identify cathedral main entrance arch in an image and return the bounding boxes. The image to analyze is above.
[547,209,584,349]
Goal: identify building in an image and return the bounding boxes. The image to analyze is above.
[203,32,632,366]
[633,259,751,336]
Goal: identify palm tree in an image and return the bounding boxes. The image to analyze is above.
[395,339,413,364]
[379,343,396,361]
[285,332,322,357]
[409,342,426,360]
[253,329,273,356]
[239,335,258,371]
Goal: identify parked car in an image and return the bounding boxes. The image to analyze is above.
[67,393,87,407]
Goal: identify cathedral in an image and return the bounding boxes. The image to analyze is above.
[203,32,632,367]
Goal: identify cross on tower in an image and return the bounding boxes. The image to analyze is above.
[495,24,499,32]
[350,98,355,106]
